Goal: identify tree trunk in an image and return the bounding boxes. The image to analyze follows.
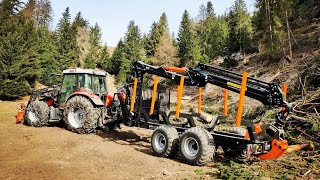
[286,10,293,58]
[265,0,273,50]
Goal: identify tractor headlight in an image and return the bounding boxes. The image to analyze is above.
[265,142,271,151]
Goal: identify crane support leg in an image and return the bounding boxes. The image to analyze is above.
[130,78,138,113]
[235,72,248,127]
[198,87,202,113]
[224,89,228,116]
[176,76,185,118]
[150,76,159,115]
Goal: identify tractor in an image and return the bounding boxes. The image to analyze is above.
[22,68,118,133]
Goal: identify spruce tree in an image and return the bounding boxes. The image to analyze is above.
[72,12,88,28]
[110,39,125,74]
[158,13,168,37]
[206,1,215,18]
[177,10,204,67]
[117,20,145,84]
[84,23,102,69]
[197,2,229,60]
[36,26,60,85]
[144,13,169,58]
[96,45,110,71]
[253,0,290,53]
[153,24,179,66]
[55,7,78,70]
[21,0,36,19]
[145,22,160,57]
[227,0,252,53]
[0,1,39,99]
[35,0,53,27]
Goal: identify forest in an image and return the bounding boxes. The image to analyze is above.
[0,0,318,100]
[0,0,319,179]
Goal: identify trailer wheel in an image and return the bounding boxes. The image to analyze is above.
[25,101,49,127]
[222,127,250,163]
[64,96,99,134]
[180,127,215,166]
[151,125,179,157]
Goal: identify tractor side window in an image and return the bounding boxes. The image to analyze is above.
[78,74,86,88]
[92,76,106,94]
[85,74,93,90]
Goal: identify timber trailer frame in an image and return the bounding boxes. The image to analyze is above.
[114,61,291,165]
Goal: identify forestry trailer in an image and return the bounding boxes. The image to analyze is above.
[16,61,291,165]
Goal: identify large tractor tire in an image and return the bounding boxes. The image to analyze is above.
[24,101,49,127]
[151,125,179,158]
[179,127,215,166]
[64,96,99,134]
[222,127,250,163]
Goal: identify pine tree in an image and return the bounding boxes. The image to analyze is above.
[110,39,125,74]
[35,0,52,27]
[0,1,40,99]
[84,22,102,69]
[227,0,252,54]
[144,13,169,58]
[206,1,215,18]
[197,2,229,60]
[72,12,88,28]
[0,0,22,18]
[158,13,168,37]
[145,22,160,57]
[96,45,110,71]
[153,25,179,66]
[21,0,36,19]
[36,26,60,85]
[84,52,96,69]
[177,10,205,67]
[89,23,102,47]
[197,4,207,21]
[117,20,145,84]
[253,0,290,53]
[55,7,78,70]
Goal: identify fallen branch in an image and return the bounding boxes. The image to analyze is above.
[289,114,308,122]
[293,126,320,143]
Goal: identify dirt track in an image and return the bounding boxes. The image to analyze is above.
[0,100,218,180]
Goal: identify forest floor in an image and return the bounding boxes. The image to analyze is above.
[1,77,319,179]
[0,99,219,180]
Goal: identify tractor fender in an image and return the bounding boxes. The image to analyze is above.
[67,91,104,107]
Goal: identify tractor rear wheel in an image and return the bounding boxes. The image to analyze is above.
[179,127,215,166]
[24,101,49,127]
[151,125,179,158]
[64,96,99,134]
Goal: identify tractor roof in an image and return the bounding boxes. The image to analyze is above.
[63,68,107,76]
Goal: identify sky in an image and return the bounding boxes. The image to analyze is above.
[51,0,256,47]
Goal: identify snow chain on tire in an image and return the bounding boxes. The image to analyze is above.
[151,125,179,158]
[24,101,49,127]
[64,96,99,134]
[180,127,215,166]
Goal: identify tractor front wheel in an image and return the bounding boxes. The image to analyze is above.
[64,96,99,134]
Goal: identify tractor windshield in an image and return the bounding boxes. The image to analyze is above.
[60,74,77,105]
